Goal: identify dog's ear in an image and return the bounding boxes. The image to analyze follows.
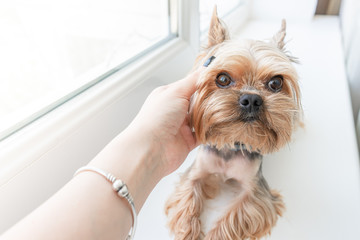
[272,19,287,50]
[207,5,229,48]
[272,20,299,63]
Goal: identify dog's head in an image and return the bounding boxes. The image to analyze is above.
[190,7,302,154]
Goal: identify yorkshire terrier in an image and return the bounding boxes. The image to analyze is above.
[165,7,302,240]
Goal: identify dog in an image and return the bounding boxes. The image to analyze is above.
[165,6,302,240]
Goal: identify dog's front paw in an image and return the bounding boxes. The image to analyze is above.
[205,184,284,240]
[165,176,205,240]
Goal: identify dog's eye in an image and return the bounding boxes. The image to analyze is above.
[267,75,283,92]
[216,73,232,88]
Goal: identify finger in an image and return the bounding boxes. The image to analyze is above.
[180,118,199,151]
[185,113,201,149]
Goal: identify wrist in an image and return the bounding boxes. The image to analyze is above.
[88,127,165,210]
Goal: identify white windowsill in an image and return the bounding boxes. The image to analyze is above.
[0,38,190,187]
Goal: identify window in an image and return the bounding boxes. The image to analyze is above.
[0,0,176,140]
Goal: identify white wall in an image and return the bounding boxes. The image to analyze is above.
[340,0,360,149]
[250,0,317,22]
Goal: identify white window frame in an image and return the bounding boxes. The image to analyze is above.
[0,0,250,234]
[0,0,198,181]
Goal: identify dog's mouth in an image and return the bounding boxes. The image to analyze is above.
[239,112,262,123]
[242,116,259,122]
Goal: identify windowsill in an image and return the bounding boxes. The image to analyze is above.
[0,37,191,186]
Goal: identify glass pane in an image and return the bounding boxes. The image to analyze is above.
[199,0,245,33]
[0,0,173,140]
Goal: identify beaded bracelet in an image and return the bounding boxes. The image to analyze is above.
[74,166,137,240]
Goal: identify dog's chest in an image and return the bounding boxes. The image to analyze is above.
[199,181,240,235]
[195,146,263,235]
[196,146,261,184]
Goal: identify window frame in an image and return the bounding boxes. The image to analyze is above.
[0,0,178,142]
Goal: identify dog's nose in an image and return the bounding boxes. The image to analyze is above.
[239,94,263,113]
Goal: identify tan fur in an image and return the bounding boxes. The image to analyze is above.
[207,6,230,48]
[165,166,221,240]
[165,7,301,240]
[191,39,301,154]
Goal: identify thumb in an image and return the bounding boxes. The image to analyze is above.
[171,70,200,100]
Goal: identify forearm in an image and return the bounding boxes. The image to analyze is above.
[2,128,164,240]
[89,127,165,209]
[2,71,199,240]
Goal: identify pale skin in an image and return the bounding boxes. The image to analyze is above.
[1,70,200,240]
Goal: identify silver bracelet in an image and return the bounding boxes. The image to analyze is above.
[74,166,137,240]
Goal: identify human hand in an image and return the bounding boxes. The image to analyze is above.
[127,70,200,176]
